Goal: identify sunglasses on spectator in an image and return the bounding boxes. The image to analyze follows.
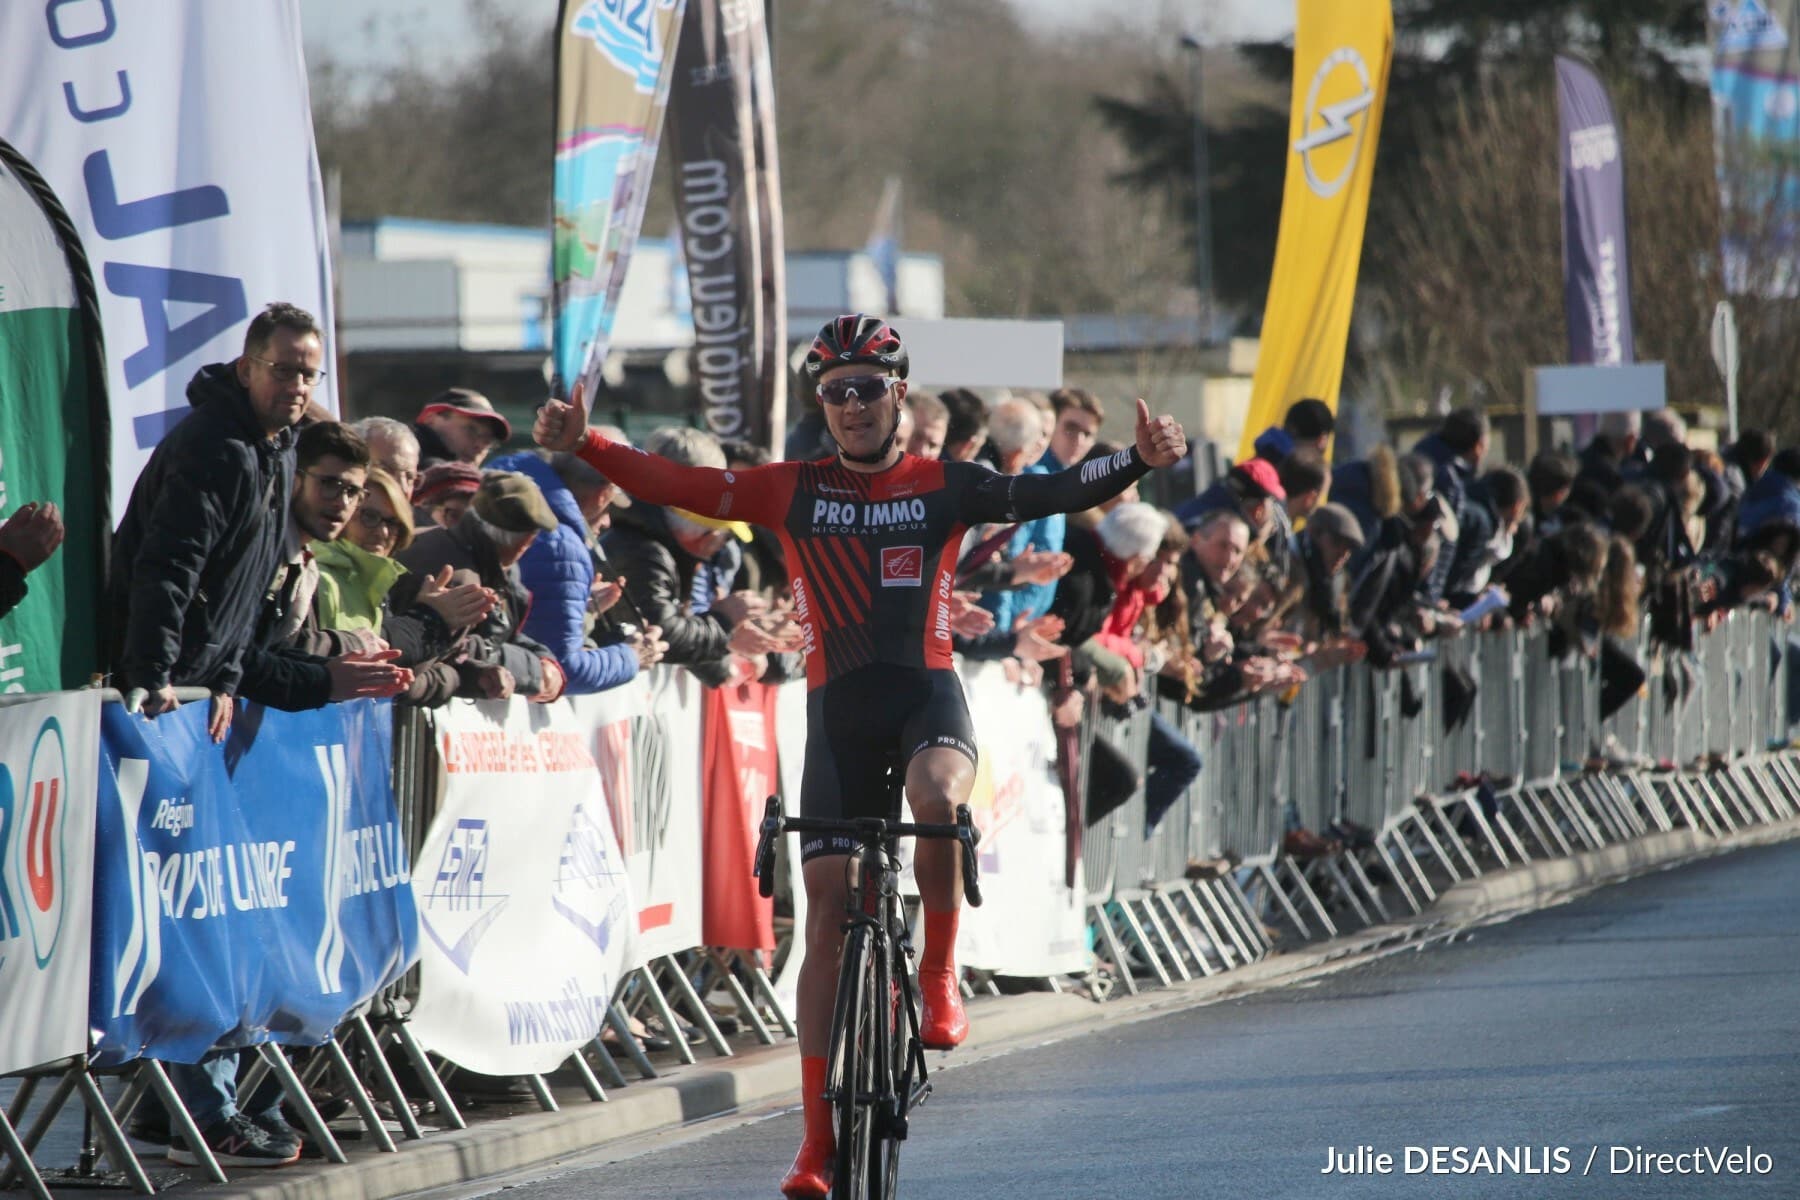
[249,356,328,385]
[817,374,896,407]
[302,470,366,503]
[356,507,407,539]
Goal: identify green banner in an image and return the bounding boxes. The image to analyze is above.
[0,140,108,692]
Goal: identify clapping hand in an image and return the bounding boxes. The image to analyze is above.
[949,591,997,637]
[416,565,498,629]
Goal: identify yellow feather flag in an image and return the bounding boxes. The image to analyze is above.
[1238,0,1393,461]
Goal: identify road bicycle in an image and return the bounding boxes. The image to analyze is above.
[753,772,982,1200]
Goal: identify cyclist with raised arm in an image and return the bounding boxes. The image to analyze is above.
[536,315,1186,1198]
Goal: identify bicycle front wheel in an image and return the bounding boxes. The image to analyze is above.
[830,925,877,1200]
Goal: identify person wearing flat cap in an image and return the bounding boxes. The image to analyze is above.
[413,388,511,469]
[395,471,567,703]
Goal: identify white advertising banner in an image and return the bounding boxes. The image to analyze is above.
[0,691,99,1075]
[0,1,337,522]
[771,678,809,1014]
[567,665,705,968]
[408,699,634,1077]
[958,662,1089,977]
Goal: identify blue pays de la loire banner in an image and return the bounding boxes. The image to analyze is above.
[91,699,418,1067]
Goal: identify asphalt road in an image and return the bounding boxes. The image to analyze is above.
[491,838,1800,1200]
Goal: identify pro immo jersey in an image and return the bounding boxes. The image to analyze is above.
[576,432,1151,688]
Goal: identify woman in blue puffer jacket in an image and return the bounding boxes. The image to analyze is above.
[487,450,640,694]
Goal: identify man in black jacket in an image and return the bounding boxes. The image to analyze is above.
[599,427,779,688]
[109,303,316,740]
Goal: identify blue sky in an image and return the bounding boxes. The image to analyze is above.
[295,0,1296,71]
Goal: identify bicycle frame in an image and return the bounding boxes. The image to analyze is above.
[753,790,982,1200]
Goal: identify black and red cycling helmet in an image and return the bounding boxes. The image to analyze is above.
[803,314,909,380]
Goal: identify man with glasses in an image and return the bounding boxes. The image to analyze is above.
[536,313,1188,1198]
[111,301,326,744]
[234,422,419,713]
[109,305,395,1169]
[1040,386,1105,470]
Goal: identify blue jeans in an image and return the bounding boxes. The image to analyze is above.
[1143,710,1203,834]
[168,1051,283,1128]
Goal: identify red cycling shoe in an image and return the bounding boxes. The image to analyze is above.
[780,1136,835,1198]
[918,967,969,1050]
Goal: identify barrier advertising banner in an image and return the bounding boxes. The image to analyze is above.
[0,691,99,1075]
[700,674,778,951]
[409,698,634,1076]
[0,2,336,518]
[958,662,1088,976]
[552,0,688,397]
[0,141,110,692]
[569,667,705,966]
[1556,56,1635,367]
[1238,0,1392,459]
[1709,0,1800,294]
[91,699,414,1067]
[666,0,787,449]
[771,678,809,1013]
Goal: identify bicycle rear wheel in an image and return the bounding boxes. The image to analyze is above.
[830,926,877,1200]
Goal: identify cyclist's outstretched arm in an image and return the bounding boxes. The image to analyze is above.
[954,398,1183,523]
[954,447,1150,524]
[537,381,790,524]
[570,428,790,525]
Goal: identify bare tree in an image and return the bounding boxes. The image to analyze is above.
[1354,70,1800,439]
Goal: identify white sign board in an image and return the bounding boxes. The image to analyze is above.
[956,662,1088,977]
[1530,362,1666,415]
[893,318,1064,390]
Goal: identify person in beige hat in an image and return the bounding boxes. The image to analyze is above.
[413,387,512,468]
[394,470,566,703]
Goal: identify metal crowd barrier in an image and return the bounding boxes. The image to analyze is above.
[6,611,1800,1195]
[1076,610,1800,992]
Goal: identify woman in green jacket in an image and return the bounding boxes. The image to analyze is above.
[313,468,493,704]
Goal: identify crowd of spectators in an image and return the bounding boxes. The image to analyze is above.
[73,300,1797,1163]
[94,303,1800,857]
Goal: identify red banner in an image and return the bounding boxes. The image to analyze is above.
[701,673,779,950]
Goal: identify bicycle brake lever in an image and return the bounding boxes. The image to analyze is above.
[753,796,782,898]
[954,804,983,908]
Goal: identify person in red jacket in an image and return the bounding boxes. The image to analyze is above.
[535,315,1186,1198]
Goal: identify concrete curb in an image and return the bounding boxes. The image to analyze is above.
[196,813,1800,1200]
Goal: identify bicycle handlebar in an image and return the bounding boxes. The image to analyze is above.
[752,796,984,907]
